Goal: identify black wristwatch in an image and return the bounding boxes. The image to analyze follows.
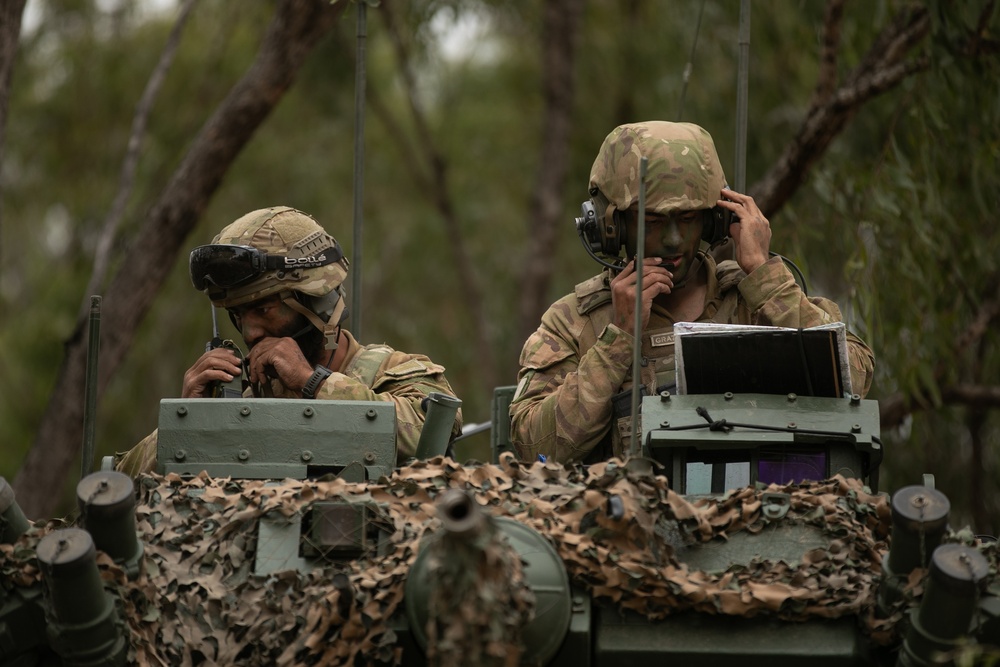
[302,365,333,399]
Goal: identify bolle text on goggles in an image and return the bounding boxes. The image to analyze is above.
[189,242,344,291]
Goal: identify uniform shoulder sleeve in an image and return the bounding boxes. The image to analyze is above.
[374,354,447,388]
[522,291,592,372]
[574,273,612,315]
[715,259,747,292]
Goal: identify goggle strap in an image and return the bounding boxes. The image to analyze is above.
[280,292,342,351]
[263,241,344,272]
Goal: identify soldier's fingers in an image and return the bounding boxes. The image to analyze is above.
[640,265,672,281]
[638,269,673,287]
[199,348,241,371]
[613,259,636,281]
[246,349,267,384]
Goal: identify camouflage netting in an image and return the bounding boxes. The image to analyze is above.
[5,454,973,666]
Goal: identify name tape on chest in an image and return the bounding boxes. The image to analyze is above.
[649,332,674,348]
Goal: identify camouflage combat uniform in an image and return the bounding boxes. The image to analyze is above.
[510,121,875,464]
[118,206,462,477]
[116,331,462,477]
[509,253,875,465]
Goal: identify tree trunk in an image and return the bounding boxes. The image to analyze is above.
[516,0,585,350]
[12,0,347,519]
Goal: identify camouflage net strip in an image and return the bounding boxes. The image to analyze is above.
[1,454,904,666]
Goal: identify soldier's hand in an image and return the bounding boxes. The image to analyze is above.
[718,187,770,274]
[181,348,244,398]
[610,258,673,332]
[246,337,315,394]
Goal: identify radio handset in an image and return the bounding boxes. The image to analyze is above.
[206,307,248,399]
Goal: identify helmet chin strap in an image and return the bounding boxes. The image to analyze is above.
[280,291,344,351]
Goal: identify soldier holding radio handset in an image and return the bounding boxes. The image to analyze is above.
[115,206,462,476]
[509,121,874,464]
[607,185,771,334]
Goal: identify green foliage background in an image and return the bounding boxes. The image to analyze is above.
[0,0,997,528]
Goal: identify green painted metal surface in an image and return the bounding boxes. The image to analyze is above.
[592,609,865,666]
[642,393,882,492]
[156,398,396,480]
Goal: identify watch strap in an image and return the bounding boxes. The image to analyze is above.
[302,365,333,399]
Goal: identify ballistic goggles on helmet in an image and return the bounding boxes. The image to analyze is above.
[189,242,344,292]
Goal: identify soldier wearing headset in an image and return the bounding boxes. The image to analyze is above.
[509,121,874,464]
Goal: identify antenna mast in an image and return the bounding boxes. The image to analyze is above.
[81,296,101,480]
[735,0,750,193]
[629,158,649,459]
[676,0,707,121]
[351,2,368,339]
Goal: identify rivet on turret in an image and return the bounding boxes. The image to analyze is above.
[851,424,862,433]
[240,406,251,416]
[238,449,250,461]
[174,449,186,462]
[366,408,378,420]
[303,407,314,418]
[176,406,188,416]
[850,394,861,406]
[787,393,797,402]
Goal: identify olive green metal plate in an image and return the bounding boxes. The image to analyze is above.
[157,398,396,480]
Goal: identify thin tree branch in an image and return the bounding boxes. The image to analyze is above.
[752,6,931,214]
[78,0,197,323]
[954,278,1000,352]
[968,1,998,56]
[377,0,498,388]
[880,278,1000,430]
[881,384,1000,430]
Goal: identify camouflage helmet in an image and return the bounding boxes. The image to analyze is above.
[190,206,350,349]
[589,121,726,228]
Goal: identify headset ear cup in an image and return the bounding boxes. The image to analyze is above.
[704,207,729,245]
[575,199,603,251]
[608,209,626,255]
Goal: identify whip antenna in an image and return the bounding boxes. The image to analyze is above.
[81,296,101,480]
[629,157,649,459]
[676,0,707,121]
[735,0,750,193]
[351,1,368,339]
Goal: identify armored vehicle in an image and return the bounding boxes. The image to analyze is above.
[0,385,997,666]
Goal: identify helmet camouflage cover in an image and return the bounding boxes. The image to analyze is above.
[205,206,349,309]
[589,121,727,224]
